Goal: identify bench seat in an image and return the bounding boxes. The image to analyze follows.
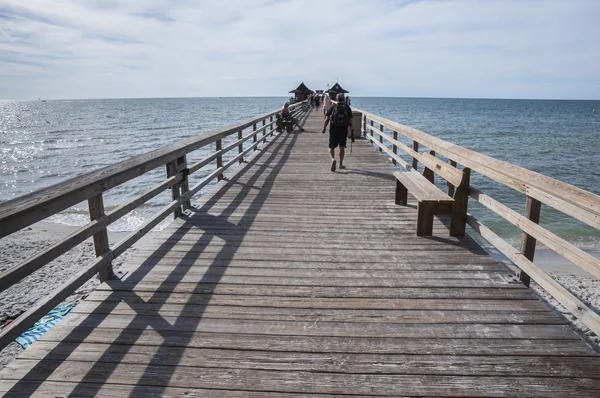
[394,170,454,236]
[394,170,453,204]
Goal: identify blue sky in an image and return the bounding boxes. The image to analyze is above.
[0,0,599,100]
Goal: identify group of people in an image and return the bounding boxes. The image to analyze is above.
[280,92,353,172]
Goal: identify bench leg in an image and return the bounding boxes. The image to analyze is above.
[450,204,467,237]
[417,202,435,236]
[449,191,469,237]
[395,180,408,205]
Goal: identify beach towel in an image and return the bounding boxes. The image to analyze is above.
[15,303,74,349]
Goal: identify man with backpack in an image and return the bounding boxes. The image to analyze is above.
[322,93,353,171]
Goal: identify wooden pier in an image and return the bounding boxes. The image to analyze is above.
[1,108,600,396]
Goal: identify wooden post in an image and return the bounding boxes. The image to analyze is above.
[88,194,114,282]
[449,168,470,237]
[216,138,223,181]
[519,196,541,287]
[395,180,408,205]
[447,159,457,197]
[417,202,435,236]
[270,115,274,139]
[422,150,435,183]
[379,123,384,152]
[370,120,374,140]
[392,131,398,165]
[412,141,419,170]
[238,131,243,165]
[362,115,366,138]
[262,119,267,144]
[177,155,191,210]
[166,160,182,218]
[253,123,257,151]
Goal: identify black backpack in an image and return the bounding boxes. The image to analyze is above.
[330,105,349,127]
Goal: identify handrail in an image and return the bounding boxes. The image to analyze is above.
[359,109,600,230]
[0,102,307,350]
[354,106,600,337]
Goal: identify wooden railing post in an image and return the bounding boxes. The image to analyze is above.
[238,130,243,165]
[262,119,267,144]
[88,194,114,282]
[447,159,457,197]
[270,115,274,138]
[177,155,191,210]
[216,137,223,181]
[519,196,542,287]
[166,160,182,218]
[392,131,398,165]
[379,123,384,152]
[253,123,257,151]
[412,141,419,170]
[362,115,366,138]
[423,150,435,183]
[370,119,374,140]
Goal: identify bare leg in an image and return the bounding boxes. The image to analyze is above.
[293,119,304,131]
[339,146,345,167]
[329,147,335,161]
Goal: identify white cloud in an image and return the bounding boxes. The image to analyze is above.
[0,0,598,99]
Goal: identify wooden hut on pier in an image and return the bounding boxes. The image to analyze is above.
[289,82,313,103]
[326,82,349,99]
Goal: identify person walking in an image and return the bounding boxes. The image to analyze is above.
[322,93,353,171]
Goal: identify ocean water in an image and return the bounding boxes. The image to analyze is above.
[1,97,599,248]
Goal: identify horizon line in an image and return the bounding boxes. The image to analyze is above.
[2,95,600,101]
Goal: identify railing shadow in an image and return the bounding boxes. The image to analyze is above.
[4,131,298,397]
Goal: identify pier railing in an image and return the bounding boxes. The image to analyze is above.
[0,102,307,350]
[357,107,600,337]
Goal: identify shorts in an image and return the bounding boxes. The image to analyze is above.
[329,126,348,148]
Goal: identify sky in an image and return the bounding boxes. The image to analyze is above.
[0,0,599,100]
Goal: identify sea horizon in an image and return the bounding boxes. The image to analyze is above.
[2,95,600,102]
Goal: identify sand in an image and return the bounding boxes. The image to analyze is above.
[1,223,599,370]
[0,222,138,369]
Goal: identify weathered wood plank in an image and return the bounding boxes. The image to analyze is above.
[2,359,599,397]
[97,283,535,299]
[38,328,598,357]
[55,313,578,339]
[17,342,600,377]
[0,381,320,398]
[84,291,548,310]
[71,301,564,325]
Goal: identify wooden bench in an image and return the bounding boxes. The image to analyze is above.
[395,151,471,237]
[276,113,293,132]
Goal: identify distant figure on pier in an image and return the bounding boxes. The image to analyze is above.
[315,95,321,110]
[323,94,332,118]
[322,93,353,171]
[282,102,305,131]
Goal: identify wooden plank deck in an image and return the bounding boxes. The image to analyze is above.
[1,110,600,397]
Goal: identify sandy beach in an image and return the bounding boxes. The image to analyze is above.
[0,222,140,369]
[1,222,599,371]
[488,247,600,347]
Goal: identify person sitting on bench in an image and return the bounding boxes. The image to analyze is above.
[281,102,305,131]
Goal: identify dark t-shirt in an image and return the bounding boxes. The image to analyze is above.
[326,104,353,128]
